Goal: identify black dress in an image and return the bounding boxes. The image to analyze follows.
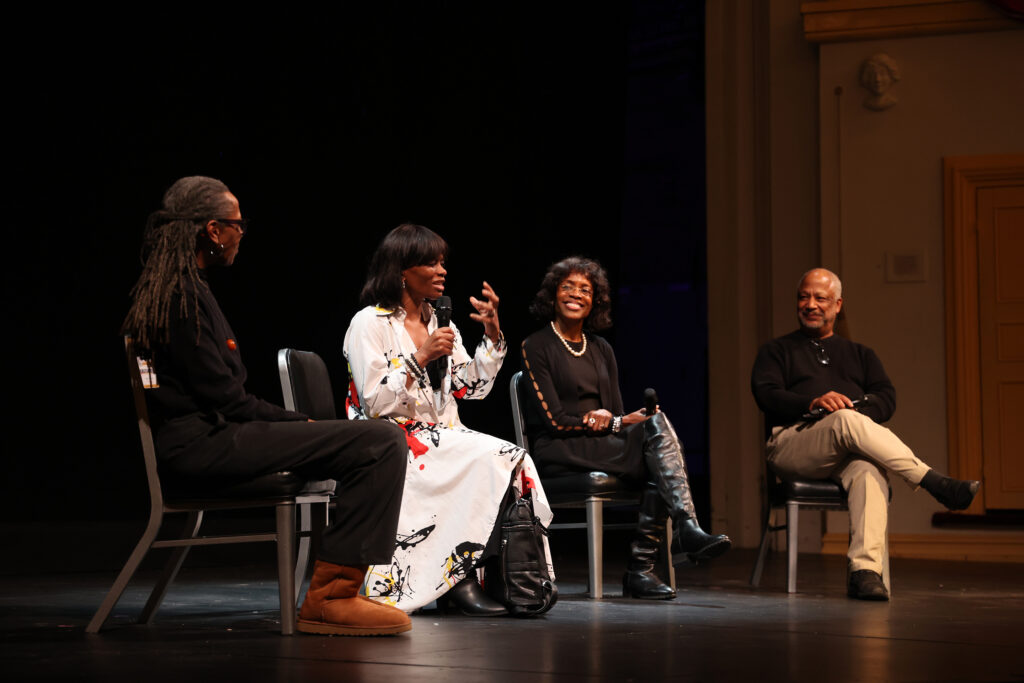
[519,325,647,482]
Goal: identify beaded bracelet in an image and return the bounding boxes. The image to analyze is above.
[611,415,623,433]
[405,354,427,388]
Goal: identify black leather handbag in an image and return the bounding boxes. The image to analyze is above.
[484,493,558,617]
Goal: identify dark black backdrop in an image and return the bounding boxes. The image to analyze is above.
[5,3,706,521]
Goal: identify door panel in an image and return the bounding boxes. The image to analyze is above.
[977,186,1024,509]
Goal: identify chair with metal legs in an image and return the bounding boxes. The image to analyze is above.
[749,462,891,594]
[87,338,332,635]
[510,371,675,598]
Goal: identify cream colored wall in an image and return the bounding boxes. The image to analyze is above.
[817,30,1024,536]
[765,2,827,551]
[706,0,769,548]
[706,0,824,550]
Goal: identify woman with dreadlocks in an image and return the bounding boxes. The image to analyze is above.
[122,176,412,636]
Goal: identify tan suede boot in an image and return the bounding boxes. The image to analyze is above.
[297,562,411,636]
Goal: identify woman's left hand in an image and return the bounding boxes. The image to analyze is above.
[621,407,655,427]
[582,408,614,432]
[469,280,501,344]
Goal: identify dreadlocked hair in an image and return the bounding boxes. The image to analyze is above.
[122,176,234,351]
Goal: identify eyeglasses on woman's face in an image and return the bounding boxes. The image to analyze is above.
[214,218,249,235]
[559,282,593,298]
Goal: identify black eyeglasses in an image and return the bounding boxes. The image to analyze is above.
[809,339,830,366]
[213,218,249,234]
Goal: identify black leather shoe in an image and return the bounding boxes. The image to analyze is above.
[623,569,677,600]
[438,575,508,616]
[675,518,732,563]
[921,471,981,511]
[848,570,889,601]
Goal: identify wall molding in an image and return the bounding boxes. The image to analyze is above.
[801,0,1022,43]
[822,531,1024,561]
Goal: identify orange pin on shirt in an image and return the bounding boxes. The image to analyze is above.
[226,338,238,350]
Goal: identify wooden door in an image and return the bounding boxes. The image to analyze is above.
[977,184,1024,509]
[945,155,1024,514]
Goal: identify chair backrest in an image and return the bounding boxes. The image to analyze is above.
[124,336,166,512]
[510,371,528,450]
[278,349,337,421]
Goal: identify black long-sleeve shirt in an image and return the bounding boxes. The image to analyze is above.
[520,326,624,441]
[750,330,896,431]
[146,272,307,454]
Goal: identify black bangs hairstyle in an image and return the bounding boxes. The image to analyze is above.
[359,223,449,308]
[529,256,613,331]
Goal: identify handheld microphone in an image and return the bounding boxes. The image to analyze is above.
[435,296,452,327]
[643,388,658,416]
[434,296,452,376]
[800,394,870,422]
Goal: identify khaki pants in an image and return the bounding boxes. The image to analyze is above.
[766,410,931,574]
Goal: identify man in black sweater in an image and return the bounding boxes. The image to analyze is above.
[751,268,980,601]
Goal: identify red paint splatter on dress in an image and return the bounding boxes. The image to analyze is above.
[347,378,361,410]
[399,422,429,457]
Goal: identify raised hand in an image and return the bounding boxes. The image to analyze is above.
[469,280,501,343]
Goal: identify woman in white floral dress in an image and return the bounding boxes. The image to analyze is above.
[344,223,552,615]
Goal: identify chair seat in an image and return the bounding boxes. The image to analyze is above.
[774,477,847,505]
[162,471,308,502]
[541,471,640,502]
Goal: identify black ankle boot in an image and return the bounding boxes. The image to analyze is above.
[623,569,676,600]
[623,485,676,600]
[921,470,981,510]
[642,413,731,564]
[675,517,732,563]
[438,574,508,616]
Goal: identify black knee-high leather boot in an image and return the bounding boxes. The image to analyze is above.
[643,412,732,563]
[623,485,677,599]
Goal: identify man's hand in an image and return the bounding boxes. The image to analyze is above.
[809,391,854,413]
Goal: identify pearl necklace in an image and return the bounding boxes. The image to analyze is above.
[551,321,587,358]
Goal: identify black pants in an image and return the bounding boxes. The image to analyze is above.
[157,417,408,566]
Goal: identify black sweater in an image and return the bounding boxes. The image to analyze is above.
[146,272,307,454]
[750,330,895,431]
